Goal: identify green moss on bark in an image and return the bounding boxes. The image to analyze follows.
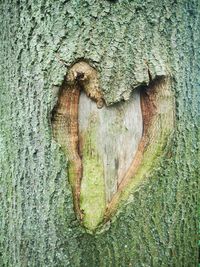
[0,0,199,266]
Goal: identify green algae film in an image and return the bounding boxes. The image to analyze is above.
[80,115,106,231]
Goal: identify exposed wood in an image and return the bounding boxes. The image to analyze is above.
[51,62,104,220]
[79,89,142,230]
[52,66,174,232]
[79,89,142,202]
[105,76,174,220]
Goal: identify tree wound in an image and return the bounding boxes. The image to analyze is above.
[51,61,174,231]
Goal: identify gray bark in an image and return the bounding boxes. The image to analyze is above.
[0,0,199,266]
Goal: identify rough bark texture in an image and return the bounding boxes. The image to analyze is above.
[0,1,199,266]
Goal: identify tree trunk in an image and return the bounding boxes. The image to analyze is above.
[0,1,199,266]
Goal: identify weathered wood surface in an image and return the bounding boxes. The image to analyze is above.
[79,89,142,201]
[79,89,142,229]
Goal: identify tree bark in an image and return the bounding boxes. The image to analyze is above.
[0,1,199,266]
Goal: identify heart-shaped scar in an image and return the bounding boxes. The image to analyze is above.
[51,61,174,231]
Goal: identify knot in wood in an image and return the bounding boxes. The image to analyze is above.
[67,61,104,109]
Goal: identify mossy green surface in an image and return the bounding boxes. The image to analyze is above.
[80,115,106,232]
